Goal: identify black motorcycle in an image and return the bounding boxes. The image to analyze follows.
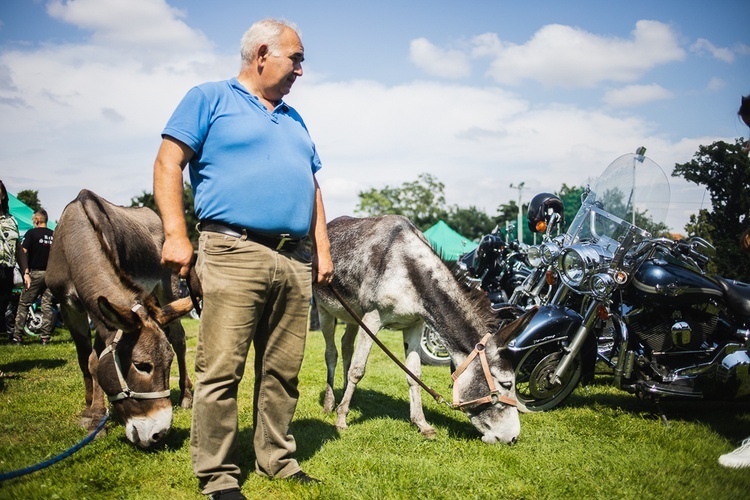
[458,228,531,305]
[460,193,566,309]
[508,151,750,412]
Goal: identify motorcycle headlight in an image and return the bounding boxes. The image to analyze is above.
[540,241,561,265]
[590,273,615,299]
[527,246,542,267]
[559,245,604,288]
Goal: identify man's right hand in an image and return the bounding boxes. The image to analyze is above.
[161,235,194,278]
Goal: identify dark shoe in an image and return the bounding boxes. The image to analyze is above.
[208,488,246,500]
[286,470,321,484]
[10,335,22,345]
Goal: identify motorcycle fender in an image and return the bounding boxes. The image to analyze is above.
[507,305,583,352]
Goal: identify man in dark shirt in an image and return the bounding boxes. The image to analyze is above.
[13,209,54,344]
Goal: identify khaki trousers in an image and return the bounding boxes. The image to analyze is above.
[190,231,312,494]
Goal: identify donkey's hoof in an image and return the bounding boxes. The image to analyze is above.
[420,427,438,439]
[322,394,335,413]
[334,419,348,431]
[180,392,193,409]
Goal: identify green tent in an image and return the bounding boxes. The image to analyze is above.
[423,220,478,261]
[8,192,56,236]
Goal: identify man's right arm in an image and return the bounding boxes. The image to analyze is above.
[153,136,195,277]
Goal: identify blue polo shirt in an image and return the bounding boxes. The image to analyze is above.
[163,78,321,238]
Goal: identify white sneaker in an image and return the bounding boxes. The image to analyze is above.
[719,437,750,468]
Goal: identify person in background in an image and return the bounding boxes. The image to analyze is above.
[153,18,333,500]
[12,209,55,344]
[718,95,750,468]
[0,181,27,342]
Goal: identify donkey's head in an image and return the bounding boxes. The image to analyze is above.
[94,294,193,448]
[450,309,536,445]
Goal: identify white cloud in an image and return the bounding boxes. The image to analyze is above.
[690,38,734,63]
[409,37,471,79]
[1,0,234,218]
[47,0,213,55]
[410,20,685,88]
[603,84,673,108]
[485,20,685,87]
[707,77,725,91]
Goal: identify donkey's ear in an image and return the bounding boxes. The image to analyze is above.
[97,296,141,332]
[155,296,194,326]
[494,306,539,347]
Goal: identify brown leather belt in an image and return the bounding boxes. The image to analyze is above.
[198,220,301,252]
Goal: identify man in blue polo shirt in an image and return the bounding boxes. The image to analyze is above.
[154,18,333,499]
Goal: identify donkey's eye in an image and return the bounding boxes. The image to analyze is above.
[133,362,153,374]
[499,381,513,390]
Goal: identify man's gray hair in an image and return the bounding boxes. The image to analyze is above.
[240,18,300,68]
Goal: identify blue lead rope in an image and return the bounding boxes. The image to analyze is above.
[0,412,110,482]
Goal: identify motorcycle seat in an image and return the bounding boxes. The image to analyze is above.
[713,276,750,317]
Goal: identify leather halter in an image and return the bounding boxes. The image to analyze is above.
[98,304,171,402]
[451,332,518,411]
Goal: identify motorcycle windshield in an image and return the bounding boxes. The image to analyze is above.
[565,153,670,249]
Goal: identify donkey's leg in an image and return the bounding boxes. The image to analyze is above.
[156,278,193,409]
[60,303,95,419]
[335,312,380,430]
[403,322,436,438]
[85,349,109,437]
[320,309,338,413]
[340,322,358,392]
[166,320,193,409]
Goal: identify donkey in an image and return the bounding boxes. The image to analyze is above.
[313,215,522,444]
[46,190,197,448]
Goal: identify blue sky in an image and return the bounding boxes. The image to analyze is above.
[1,0,749,233]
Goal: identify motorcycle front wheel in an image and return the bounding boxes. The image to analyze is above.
[24,308,44,336]
[514,347,582,412]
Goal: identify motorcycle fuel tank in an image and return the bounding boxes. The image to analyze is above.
[630,259,723,306]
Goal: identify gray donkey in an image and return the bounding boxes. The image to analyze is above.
[313,215,521,444]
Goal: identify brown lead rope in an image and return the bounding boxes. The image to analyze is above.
[328,285,449,406]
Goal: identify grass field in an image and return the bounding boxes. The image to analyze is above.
[1,318,750,499]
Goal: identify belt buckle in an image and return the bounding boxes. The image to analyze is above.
[276,235,291,251]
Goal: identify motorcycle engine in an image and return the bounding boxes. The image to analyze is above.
[625,303,719,353]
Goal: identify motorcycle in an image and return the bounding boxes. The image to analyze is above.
[506,192,566,310]
[420,199,565,366]
[508,150,750,412]
[460,193,566,309]
[458,227,532,306]
[5,275,63,340]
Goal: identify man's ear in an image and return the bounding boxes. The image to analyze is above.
[257,44,269,63]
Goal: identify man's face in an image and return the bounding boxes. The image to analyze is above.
[261,27,304,101]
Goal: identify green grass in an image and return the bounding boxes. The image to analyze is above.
[1,320,750,499]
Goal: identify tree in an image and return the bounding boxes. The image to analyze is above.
[557,184,584,233]
[355,173,448,231]
[494,199,526,240]
[17,189,42,212]
[130,182,199,245]
[445,206,495,241]
[672,138,750,282]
